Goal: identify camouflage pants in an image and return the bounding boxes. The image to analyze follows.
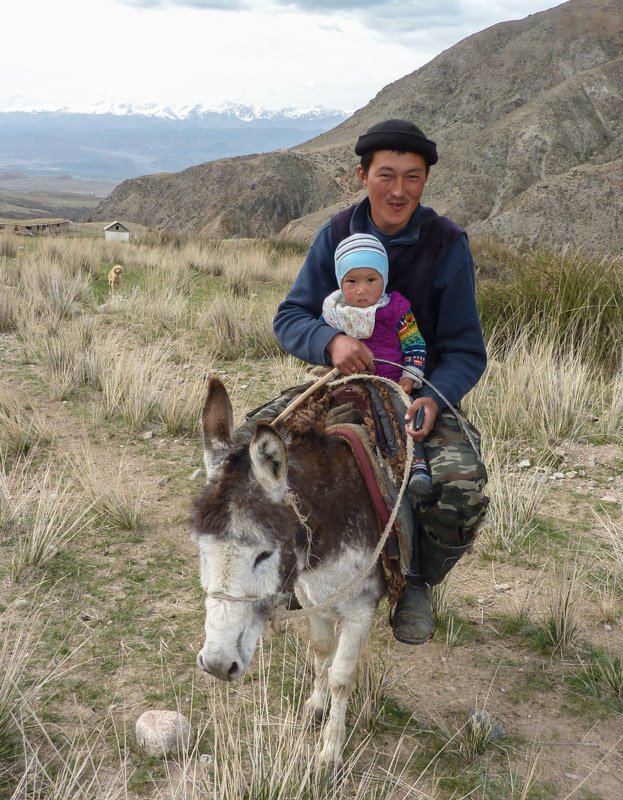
[417,408,489,548]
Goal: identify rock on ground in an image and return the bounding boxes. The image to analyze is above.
[135,710,193,758]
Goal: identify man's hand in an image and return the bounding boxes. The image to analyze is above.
[405,396,438,442]
[325,334,375,375]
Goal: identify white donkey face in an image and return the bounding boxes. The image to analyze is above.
[194,518,283,681]
[190,376,296,682]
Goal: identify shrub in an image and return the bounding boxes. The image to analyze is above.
[476,247,623,372]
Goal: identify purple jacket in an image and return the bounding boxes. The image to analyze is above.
[362,292,411,382]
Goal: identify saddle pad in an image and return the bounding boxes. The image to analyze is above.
[326,422,412,605]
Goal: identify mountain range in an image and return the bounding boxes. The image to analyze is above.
[86,0,623,256]
[0,104,350,182]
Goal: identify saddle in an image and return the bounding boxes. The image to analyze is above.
[323,380,414,605]
[253,373,415,605]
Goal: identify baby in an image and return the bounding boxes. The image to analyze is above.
[321,233,431,498]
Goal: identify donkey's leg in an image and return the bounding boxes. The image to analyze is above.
[318,602,376,764]
[303,610,337,723]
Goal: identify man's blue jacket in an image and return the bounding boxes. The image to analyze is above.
[273,199,487,410]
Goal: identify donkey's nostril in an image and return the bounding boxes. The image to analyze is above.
[227,661,238,680]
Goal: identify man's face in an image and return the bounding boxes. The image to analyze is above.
[357,150,429,235]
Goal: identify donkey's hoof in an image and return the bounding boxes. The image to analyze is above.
[318,723,345,765]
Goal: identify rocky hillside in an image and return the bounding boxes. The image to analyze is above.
[87,0,623,254]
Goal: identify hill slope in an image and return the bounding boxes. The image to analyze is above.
[87,0,623,254]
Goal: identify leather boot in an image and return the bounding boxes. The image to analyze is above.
[418,530,473,586]
[391,531,473,645]
[391,582,436,645]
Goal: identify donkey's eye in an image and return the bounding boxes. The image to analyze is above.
[254,550,273,568]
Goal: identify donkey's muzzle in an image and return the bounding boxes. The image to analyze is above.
[196,651,242,682]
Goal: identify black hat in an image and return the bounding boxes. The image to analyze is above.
[355,119,438,166]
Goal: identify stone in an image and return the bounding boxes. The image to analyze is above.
[142,431,154,440]
[518,458,531,469]
[135,710,193,758]
[467,709,506,743]
[158,476,170,486]
[599,495,617,503]
[190,468,206,481]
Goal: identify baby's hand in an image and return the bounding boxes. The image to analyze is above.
[398,377,414,395]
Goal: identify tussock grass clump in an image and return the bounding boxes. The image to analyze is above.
[122,283,192,338]
[39,237,101,280]
[97,340,171,431]
[29,316,98,400]
[10,465,92,581]
[0,608,38,761]
[0,287,18,333]
[0,457,29,538]
[592,507,623,592]
[0,233,20,259]
[477,443,549,557]
[540,558,582,657]
[15,257,95,320]
[598,372,623,441]
[70,452,145,531]
[465,330,595,455]
[199,294,283,360]
[0,389,50,459]
[176,635,416,800]
[477,247,623,371]
[158,368,213,436]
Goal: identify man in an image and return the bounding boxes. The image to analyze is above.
[273,118,488,645]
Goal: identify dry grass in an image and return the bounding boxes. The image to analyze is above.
[0,387,51,459]
[477,442,550,557]
[69,449,145,531]
[10,463,92,581]
[198,293,284,360]
[540,554,582,657]
[1,232,621,800]
[464,331,597,456]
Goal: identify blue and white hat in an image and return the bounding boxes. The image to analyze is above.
[334,233,388,293]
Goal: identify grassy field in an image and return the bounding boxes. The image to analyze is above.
[0,229,622,800]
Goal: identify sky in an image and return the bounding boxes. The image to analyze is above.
[2,0,563,113]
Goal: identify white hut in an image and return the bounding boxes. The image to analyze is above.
[104,221,130,242]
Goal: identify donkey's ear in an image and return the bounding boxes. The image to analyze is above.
[202,375,234,475]
[249,422,288,493]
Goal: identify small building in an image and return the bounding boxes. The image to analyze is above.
[0,218,70,236]
[104,221,131,242]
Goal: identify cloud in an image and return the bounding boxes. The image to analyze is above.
[117,0,482,41]
[123,0,249,8]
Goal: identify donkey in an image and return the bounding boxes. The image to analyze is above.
[189,375,387,763]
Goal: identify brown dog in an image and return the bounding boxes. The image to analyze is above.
[108,265,123,295]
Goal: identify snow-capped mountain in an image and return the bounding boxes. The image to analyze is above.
[3,100,349,122]
[0,102,351,181]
